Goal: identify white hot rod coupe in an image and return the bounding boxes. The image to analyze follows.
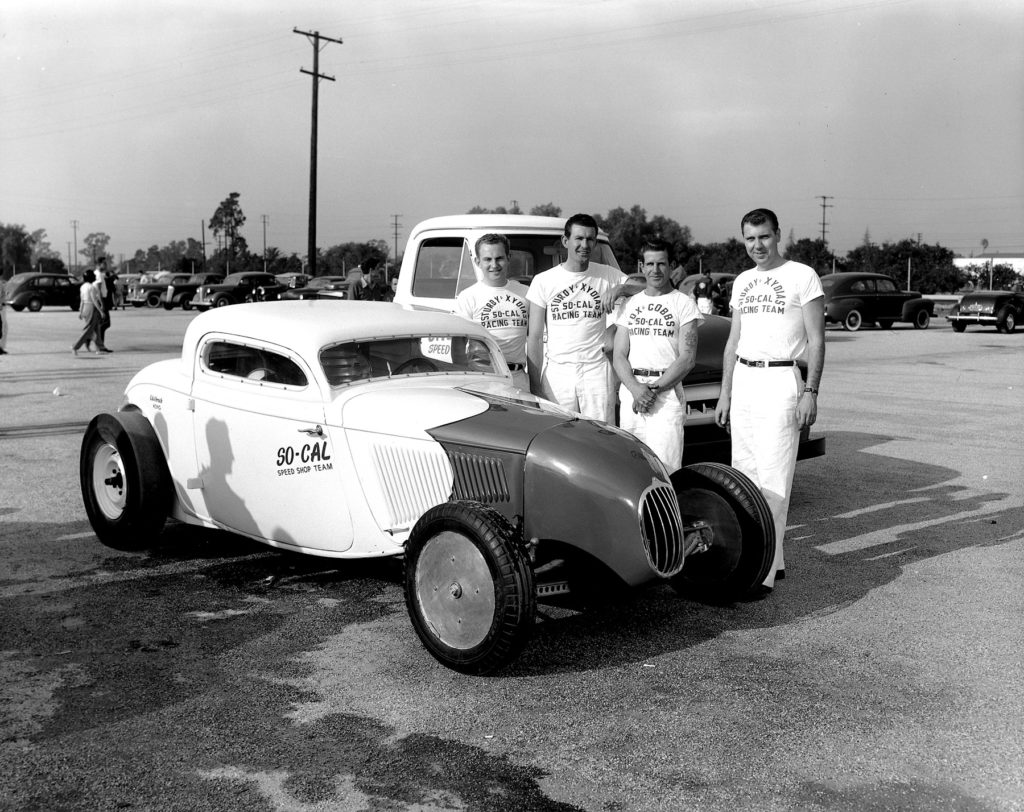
[81,301,776,674]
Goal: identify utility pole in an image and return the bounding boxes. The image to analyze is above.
[816,196,833,244]
[294,27,343,277]
[391,214,402,279]
[261,214,269,272]
[71,220,79,275]
[201,221,207,269]
[67,242,72,275]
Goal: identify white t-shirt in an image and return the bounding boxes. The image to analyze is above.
[615,289,703,370]
[454,280,529,365]
[527,262,625,364]
[730,260,824,360]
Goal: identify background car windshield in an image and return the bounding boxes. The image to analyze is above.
[320,335,497,386]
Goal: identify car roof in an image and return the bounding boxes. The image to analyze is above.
[409,214,612,239]
[182,300,493,362]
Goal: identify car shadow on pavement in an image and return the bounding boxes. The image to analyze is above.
[514,429,1022,675]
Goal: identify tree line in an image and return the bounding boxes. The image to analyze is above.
[3,195,1020,293]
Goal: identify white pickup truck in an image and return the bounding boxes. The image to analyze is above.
[392,214,825,465]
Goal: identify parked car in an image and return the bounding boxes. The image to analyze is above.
[191,272,285,310]
[160,273,225,310]
[946,290,1024,333]
[820,272,934,331]
[127,273,191,308]
[112,274,142,309]
[393,215,825,465]
[279,275,351,301]
[275,273,312,289]
[3,272,80,312]
[80,300,778,673]
[676,272,736,316]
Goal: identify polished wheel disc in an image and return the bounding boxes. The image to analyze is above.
[414,530,495,649]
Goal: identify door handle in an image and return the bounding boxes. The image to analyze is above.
[298,425,324,437]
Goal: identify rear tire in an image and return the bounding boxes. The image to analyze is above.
[405,501,535,674]
[913,309,931,329]
[951,321,966,333]
[842,310,863,331]
[28,297,43,312]
[670,462,775,602]
[80,412,172,551]
[997,308,1016,334]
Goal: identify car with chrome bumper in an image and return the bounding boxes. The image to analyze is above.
[946,290,1023,333]
[821,272,934,331]
[80,300,777,673]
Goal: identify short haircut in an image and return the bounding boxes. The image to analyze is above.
[640,238,672,263]
[361,257,379,271]
[564,212,599,237]
[474,232,510,259]
[83,270,96,282]
[740,208,780,233]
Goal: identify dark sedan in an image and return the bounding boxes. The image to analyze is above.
[821,272,934,331]
[279,275,351,300]
[3,273,80,312]
[947,290,1023,333]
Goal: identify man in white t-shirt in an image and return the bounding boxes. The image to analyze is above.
[454,233,529,390]
[526,213,625,423]
[715,208,825,596]
[612,239,701,472]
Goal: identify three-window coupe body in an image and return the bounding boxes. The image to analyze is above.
[81,301,777,672]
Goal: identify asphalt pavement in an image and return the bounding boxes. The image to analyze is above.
[1,305,1022,811]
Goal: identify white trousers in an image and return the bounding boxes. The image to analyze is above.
[619,380,685,472]
[729,363,801,588]
[541,357,615,424]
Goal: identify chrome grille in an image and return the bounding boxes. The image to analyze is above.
[449,452,510,503]
[639,482,684,576]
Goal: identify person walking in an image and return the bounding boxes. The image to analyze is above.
[714,208,825,595]
[612,239,702,472]
[526,213,625,423]
[72,270,108,355]
[0,277,9,355]
[455,233,530,390]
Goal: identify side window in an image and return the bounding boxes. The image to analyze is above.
[411,238,473,299]
[875,278,897,293]
[850,280,874,293]
[203,341,308,387]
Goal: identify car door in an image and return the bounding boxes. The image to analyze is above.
[872,276,903,321]
[189,336,354,552]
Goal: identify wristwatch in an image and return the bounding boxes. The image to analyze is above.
[803,386,818,395]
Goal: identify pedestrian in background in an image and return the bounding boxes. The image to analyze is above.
[714,208,825,595]
[0,277,9,354]
[72,270,108,355]
[95,257,115,352]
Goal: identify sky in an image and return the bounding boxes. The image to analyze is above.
[2,0,1022,269]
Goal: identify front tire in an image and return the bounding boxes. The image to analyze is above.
[996,308,1016,334]
[913,309,931,329]
[404,501,535,674]
[80,412,172,550]
[213,296,231,308]
[181,295,194,311]
[843,309,863,331]
[670,462,775,602]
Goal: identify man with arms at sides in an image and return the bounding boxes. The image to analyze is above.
[526,213,625,423]
[455,233,530,390]
[612,239,701,472]
[715,208,825,595]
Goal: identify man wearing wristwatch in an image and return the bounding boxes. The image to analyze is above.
[715,208,825,596]
[612,239,701,472]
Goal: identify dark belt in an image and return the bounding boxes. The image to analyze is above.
[507,363,526,371]
[631,368,664,377]
[737,357,795,368]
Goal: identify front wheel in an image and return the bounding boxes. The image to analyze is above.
[913,309,931,329]
[671,462,775,602]
[842,309,863,331]
[213,296,231,308]
[996,308,1016,334]
[404,501,535,674]
[145,292,162,308]
[80,412,172,550]
[181,295,194,311]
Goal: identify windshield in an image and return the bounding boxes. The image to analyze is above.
[320,335,498,386]
[309,276,346,289]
